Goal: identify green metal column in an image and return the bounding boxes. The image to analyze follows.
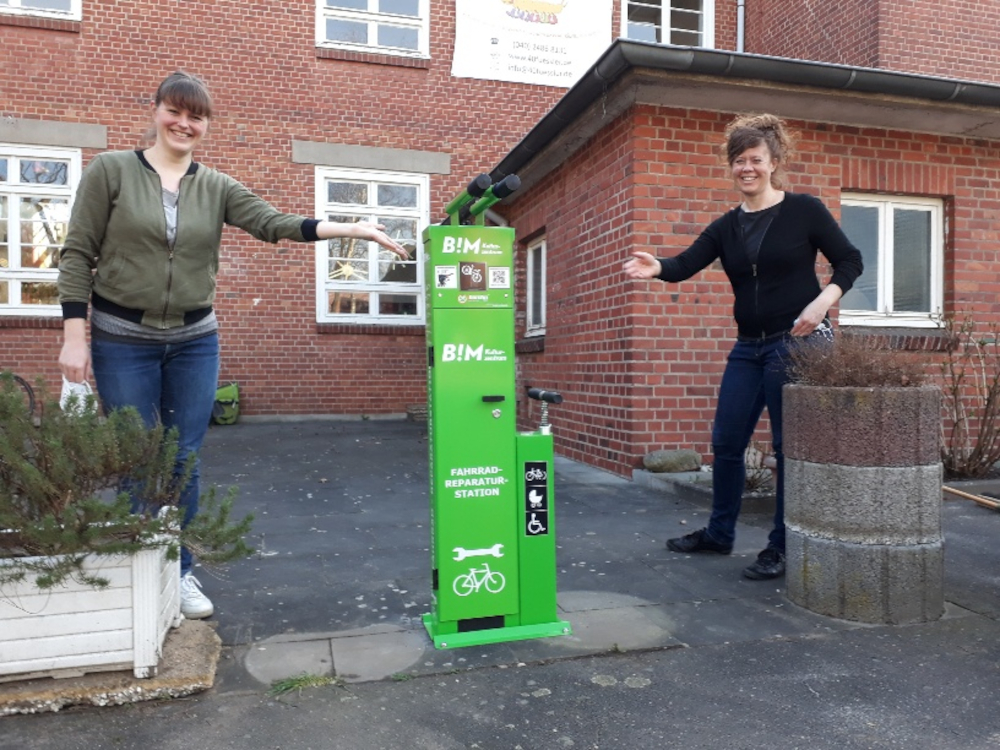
[421,208,569,649]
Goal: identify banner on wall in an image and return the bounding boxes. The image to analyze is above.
[451,0,613,88]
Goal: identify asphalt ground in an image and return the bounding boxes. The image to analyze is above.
[2,419,999,749]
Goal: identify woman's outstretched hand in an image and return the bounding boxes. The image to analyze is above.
[318,220,410,260]
[624,251,662,279]
[356,222,410,260]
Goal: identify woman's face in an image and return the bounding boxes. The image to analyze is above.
[152,100,208,157]
[730,143,777,199]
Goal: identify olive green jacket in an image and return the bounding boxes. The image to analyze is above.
[58,150,318,329]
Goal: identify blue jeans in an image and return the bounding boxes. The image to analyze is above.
[706,335,793,553]
[91,333,219,575]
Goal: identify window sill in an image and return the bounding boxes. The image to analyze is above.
[841,326,954,352]
[0,13,80,32]
[0,316,64,330]
[315,47,430,69]
[516,336,545,354]
[316,322,424,336]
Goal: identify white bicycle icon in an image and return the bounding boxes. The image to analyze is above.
[525,467,547,481]
[461,265,483,283]
[452,563,506,596]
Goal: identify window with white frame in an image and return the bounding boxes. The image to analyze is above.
[0,145,80,315]
[621,0,715,48]
[838,194,944,328]
[0,0,81,20]
[525,236,546,336]
[315,167,426,324]
[316,0,428,57]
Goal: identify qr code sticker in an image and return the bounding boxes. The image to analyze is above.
[489,267,510,289]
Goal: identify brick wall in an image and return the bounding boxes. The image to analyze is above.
[745,0,1000,84]
[0,0,571,415]
[744,0,880,68]
[505,106,1000,477]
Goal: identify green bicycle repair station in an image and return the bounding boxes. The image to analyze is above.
[421,175,572,649]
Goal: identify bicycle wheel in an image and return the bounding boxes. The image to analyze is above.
[484,571,505,594]
[452,573,475,597]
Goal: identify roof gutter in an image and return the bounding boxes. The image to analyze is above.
[490,38,1000,184]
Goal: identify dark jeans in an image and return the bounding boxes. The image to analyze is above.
[91,333,220,575]
[706,335,793,553]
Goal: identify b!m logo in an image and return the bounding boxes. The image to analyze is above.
[442,236,482,254]
[441,343,484,362]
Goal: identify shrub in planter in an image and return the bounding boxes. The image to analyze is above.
[782,337,943,625]
[0,372,252,590]
[0,373,253,679]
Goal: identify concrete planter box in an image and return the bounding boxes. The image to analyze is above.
[0,545,182,681]
[783,384,944,624]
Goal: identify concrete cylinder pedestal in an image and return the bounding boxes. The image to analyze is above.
[783,384,943,624]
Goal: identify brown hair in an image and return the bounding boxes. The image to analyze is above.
[154,71,213,119]
[723,113,795,188]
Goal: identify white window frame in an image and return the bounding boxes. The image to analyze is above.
[838,194,944,329]
[0,144,80,317]
[314,166,427,325]
[620,0,716,49]
[315,0,429,58]
[0,0,81,21]
[525,236,546,337]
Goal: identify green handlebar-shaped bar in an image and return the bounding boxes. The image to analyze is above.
[444,174,493,218]
[441,174,522,225]
[467,174,521,218]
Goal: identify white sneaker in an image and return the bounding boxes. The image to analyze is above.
[180,573,214,619]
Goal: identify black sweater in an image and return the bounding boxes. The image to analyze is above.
[656,192,864,339]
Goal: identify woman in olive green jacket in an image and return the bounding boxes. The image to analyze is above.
[57,71,407,619]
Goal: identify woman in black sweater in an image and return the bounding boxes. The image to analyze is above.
[624,113,863,580]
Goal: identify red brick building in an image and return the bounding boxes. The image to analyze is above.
[3,1,1000,476]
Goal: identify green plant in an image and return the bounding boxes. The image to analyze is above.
[269,673,342,696]
[939,316,1000,479]
[0,373,253,590]
[785,334,926,388]
[744,439,775,493]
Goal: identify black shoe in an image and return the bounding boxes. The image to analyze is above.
[666,528,733,555]
[743,547,786,580]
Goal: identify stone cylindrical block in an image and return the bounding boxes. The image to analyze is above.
[783,384,943,625]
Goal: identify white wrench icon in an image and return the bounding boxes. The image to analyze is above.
[453,543,504,561]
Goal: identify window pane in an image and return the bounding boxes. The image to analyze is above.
[379,294,417,315]
[672,30,699,45]
[329,257,369,282]
[376,184,417,208]
[20,160,69,186]
[327,18,368,44]
[328,181,368,205]
[674,0,701,10]
[529,247,543,326]
[326,215,372,280]
[13,0,72,9]
[328,291,370,315]
[379,0,418,16]
[21,281,58,305]
[20,198,68,269]
[378,216,417,260]
[840,205,879,312]
[0,159,7,182]
[627,1,662,42]
[893,209,931,312]
[672,9,701,32]
[0,281,7,304]
[0,196,7,261]
[327,0,367,9]
[377,24,418,50]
